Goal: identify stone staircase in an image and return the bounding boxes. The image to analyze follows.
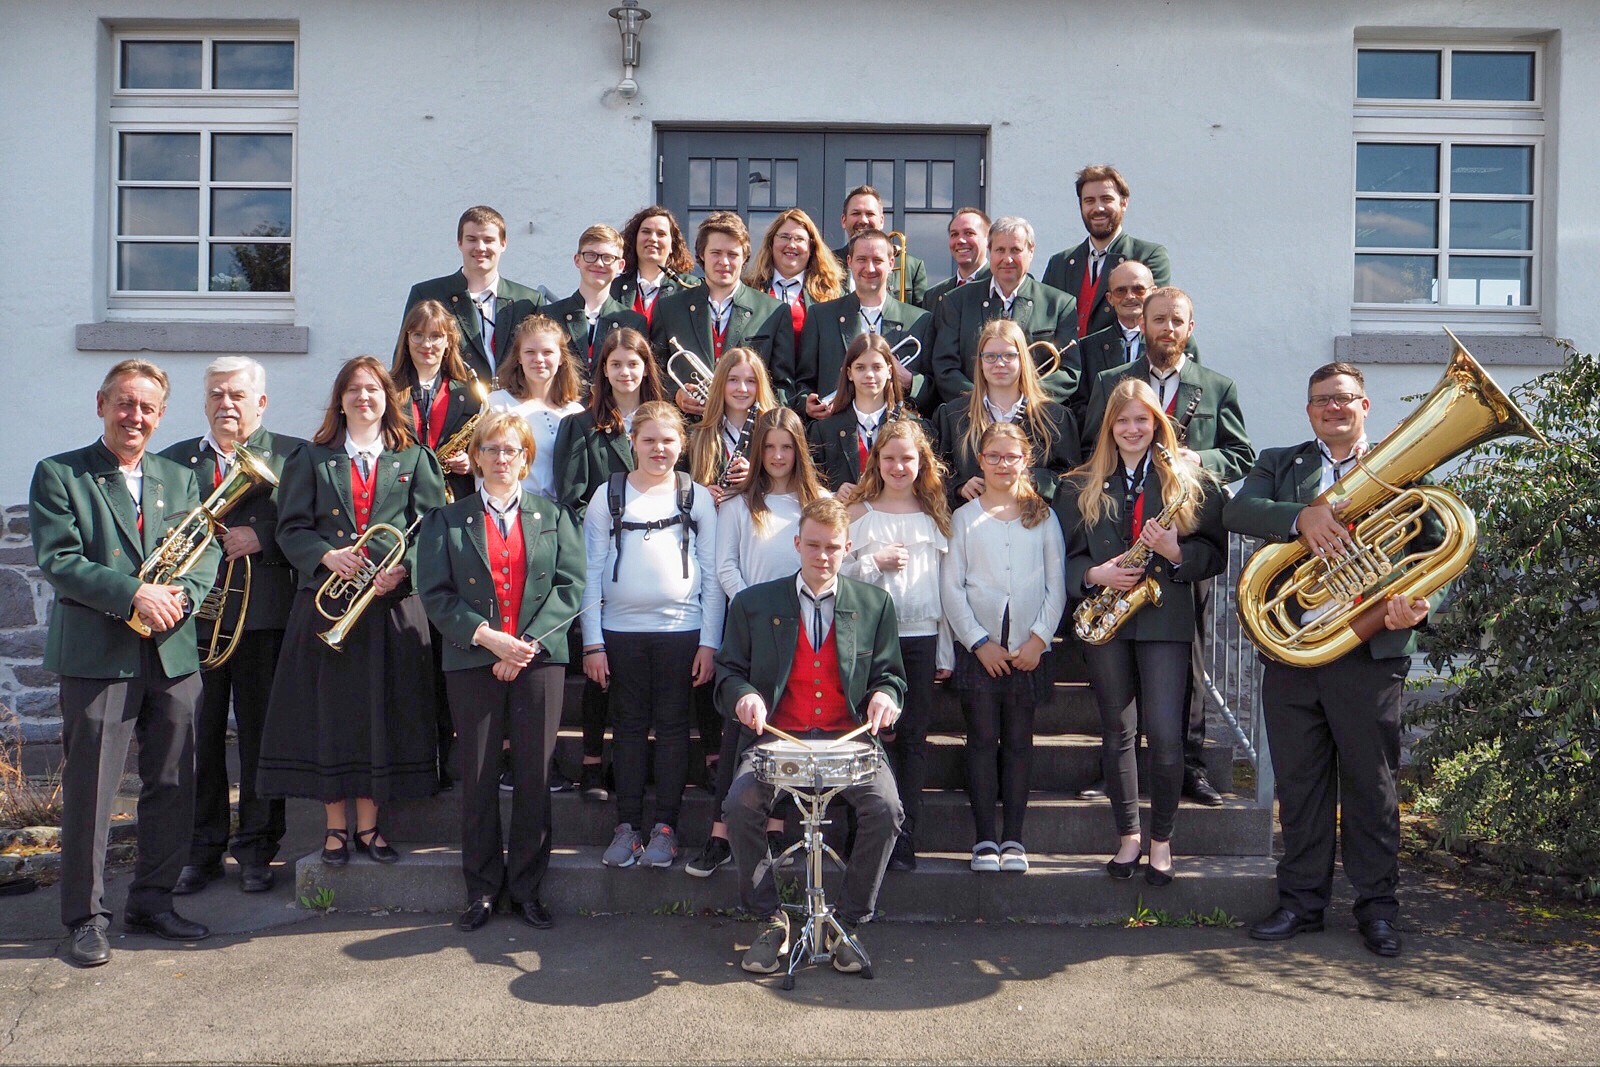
[296,655,1277,924]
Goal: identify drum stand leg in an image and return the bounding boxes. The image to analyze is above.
[776,784,874,989]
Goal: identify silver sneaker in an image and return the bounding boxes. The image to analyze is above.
[602,823,642,867]
[639,823,679,868]
[741,914,790,974]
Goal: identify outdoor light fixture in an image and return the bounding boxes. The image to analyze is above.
[609,0,650,97]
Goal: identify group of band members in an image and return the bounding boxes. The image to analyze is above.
[34,163,1434,970]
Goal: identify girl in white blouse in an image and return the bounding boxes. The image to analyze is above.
[488,315,585,500]
[842,418,953,871]
[942,422,1067,875]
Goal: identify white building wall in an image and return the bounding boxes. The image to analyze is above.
[2,0,1594,503]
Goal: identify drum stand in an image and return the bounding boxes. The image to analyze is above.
[770,780,873,988]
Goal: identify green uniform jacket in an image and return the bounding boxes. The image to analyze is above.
[158,427,304,631]
[610,268,699,311]
[541,291,649,380]
[806,408,935,494]
[931,399,1081,508]
[551,410,633,518]
[1070,325,1201,426]
[404,270,546,383]
[648,284,798,406]
[1082,357,1255,484]
[1055,471,1227,643]
[1040,232,1171,339]
[418,492,586,671]
[1221,441,1447,660]
[795,293,935,415]
[922,265,990,314]
[929,275,1080,406]
[30,441,221,679]
[714,574,907,760]
[274,440,447,596]
[832,246,928,309]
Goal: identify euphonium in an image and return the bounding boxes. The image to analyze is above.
[315,516,422,653]
[435,374,495,503]
[666,337,714,406]
[1073,445,1187,644]
[887,231,909,304]
[1237,328,1545,668]
[131,443,278,638]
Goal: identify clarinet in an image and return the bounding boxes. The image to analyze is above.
[1172,386,1203,445]
[718,411,757,491]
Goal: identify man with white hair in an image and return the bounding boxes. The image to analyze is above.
[928,215,1080,406]
[160,357,304,896]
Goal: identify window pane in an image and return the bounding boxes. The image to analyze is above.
[689,159,711,205]
[774,160,797,208]
[121,41,202,89]
[1452,51,1535,101]
[747,212,781,245]
[211,133,292,183]
[1357,49,1440,99]
[931,162,954,210]
[1355,199,1437,248]
[845,160,867,191]
[210,243,291,292]
[1447,256,1529,306]
[905,162,928,209]
[747,160,771,209]
[1355,254,1438,303]
[1451,145,1533,195]
[714,159,737,207]
[1356,143,1439,193]
[687,210,711,236]
[1451,201,1532,251]
[119,188,198,236]
[118,242,198,291]
[871,161,894,207]
[211,189,292,238]
[120,132,200,181]
[901,214,950,280]
[213,41,295,90]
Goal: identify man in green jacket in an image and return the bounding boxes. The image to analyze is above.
[832,185,928,308]
[31,360,221,967]
[1040,164,1171,339]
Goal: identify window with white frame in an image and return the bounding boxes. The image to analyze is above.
[1352,43,1544,326]
[110,32,296,310]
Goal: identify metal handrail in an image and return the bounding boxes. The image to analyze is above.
[1199,532,1274,808]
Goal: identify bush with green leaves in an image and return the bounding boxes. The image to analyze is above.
[1413,342,1600,878]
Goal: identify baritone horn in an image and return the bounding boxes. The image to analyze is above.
[887,231,908,303]
[316,516,422,652]
[666,337,714,407]
[1236,327,1545,668]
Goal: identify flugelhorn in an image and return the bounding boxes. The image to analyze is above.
[435,374,495,503]
[1236,327,1545,668]
[131,443,277,638]
[666,337,714,407]
[1073,445,1188,645]
[316,515,423,652]
[887,231,909,303]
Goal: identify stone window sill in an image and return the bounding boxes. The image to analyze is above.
[1335,333,1564,366]
[75,322,309,354]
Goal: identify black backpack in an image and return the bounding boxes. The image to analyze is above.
[605,471,698,582]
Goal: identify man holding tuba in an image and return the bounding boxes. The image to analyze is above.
[160,357,303,897]
[1224,362,1439,958]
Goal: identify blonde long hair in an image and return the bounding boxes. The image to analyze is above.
[978,423,1050,529]
[1069,378,1209,532]
[746,208,844,303]
[851,418,952,537]
[961,319,1059,461]
[496,314,583,406]
[743,408,826,533]
[686,348,776,485]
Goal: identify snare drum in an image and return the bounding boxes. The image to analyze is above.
[751,739,880,791]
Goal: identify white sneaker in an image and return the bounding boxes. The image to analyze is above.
[999,840,1029,872]
[970,841,1001,872]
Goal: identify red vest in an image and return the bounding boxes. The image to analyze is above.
[484,508,526,635]
[412,387,451,450]
[350,458,376,533]
[771,621,854,733]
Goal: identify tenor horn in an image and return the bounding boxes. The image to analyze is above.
[316,516,422,653]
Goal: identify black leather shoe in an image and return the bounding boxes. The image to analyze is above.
[125,909,210,941]
[457,898,495,931]
[172,863,223,896]
[321,828,350,866]
[1145,862,1175,887]
[1077,778,1108,800]
[68,924,110,967]
[1249,907,1325,941]
[1359,918,1403,957]
[515,899,553,929]
[354,827,399,864]
[1105,854,1142,879]
[240,865,275,893]
[1183,772,1224,807]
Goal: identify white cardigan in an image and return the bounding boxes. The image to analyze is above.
[941,498,1067,654]
[714,492,807,600]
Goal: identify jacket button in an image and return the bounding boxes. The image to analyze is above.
[469,578,476,584]
[332,508,340,516]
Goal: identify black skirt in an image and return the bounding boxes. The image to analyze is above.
[257,588,440,803]
[951,646,1053,703]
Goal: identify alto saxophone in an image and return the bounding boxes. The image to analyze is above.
[1073,445,1188,645]
[435,375,495,503]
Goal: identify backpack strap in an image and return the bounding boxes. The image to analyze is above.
[607,471,700,582]
[675,471,698,580]
[607,472,628,582]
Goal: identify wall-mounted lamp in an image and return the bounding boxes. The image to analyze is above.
[608,0,650,98]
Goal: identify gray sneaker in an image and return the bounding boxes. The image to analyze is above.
[602,823,642,867]
[828,926,866,973]
[741,914,790,974]
[639,823,678,868]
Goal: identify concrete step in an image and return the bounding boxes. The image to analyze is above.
[293,845,1276,924]
[383,789,1272,856]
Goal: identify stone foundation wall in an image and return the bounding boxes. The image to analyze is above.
[0,505,60,750]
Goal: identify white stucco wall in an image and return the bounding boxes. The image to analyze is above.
[2,0,1592,503]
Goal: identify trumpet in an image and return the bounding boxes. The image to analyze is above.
[131,443,278,638]
[666,337,714,407]
[316,515,423,653]
[887,231,908,304]
[1073,445,1187,645]
[435,374,495,503]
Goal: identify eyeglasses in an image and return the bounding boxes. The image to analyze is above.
[1308,393,1364,409]
[478,445,526,458]
[579,251,622,266]
[979,452,1027,467]
[1109,285,1150,298]
[979,350,1021,364]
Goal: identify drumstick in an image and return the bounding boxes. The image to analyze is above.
[759,723,805,745]
[835,723,873,744]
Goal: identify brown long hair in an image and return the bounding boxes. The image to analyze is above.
[391,300,473,403]
[1069,378,1209,531]
[961,318,1059,461]
[978,423,1049,529]
[828,332,905,417]
[496,314,583,406]
[312,356,416,452]
[743,408,826,533]
[851,418,952,537]
[620,205,696,278]
[746,208,844,303]
[686,348,777,485]
[589,327,666,436]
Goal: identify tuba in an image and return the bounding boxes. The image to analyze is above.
[434,374,495,503]
[665,337,714,407]
[1237,328,1545,668]
[315,516,422,652]
[131,443,278,638]
[887,231,909,303]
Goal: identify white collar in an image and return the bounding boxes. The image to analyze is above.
[100,438,143,475]
[1087,228,1124,255]
[708,284,740,311]
[795,572,839,601]
[1317,436,1370,467]
[988,277,1021,305]
[480,486,521,515]
[853,403,886,427]
[956,261,986,283]
[1149,355,1186,380]
[202,430,236,459]
[773,271,805,289]
[343,435,381,461]
[983,394,1026,423]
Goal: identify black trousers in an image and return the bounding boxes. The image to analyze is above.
[607,629,698,830]
[59,641,201,930]
[882,635,936,841]
[1085,639,1190,842]
[961,688,1037,846]
[190,628,286,868]
[1262,646,1407,923]
[444,662,563,903]
[579,677,608,761]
